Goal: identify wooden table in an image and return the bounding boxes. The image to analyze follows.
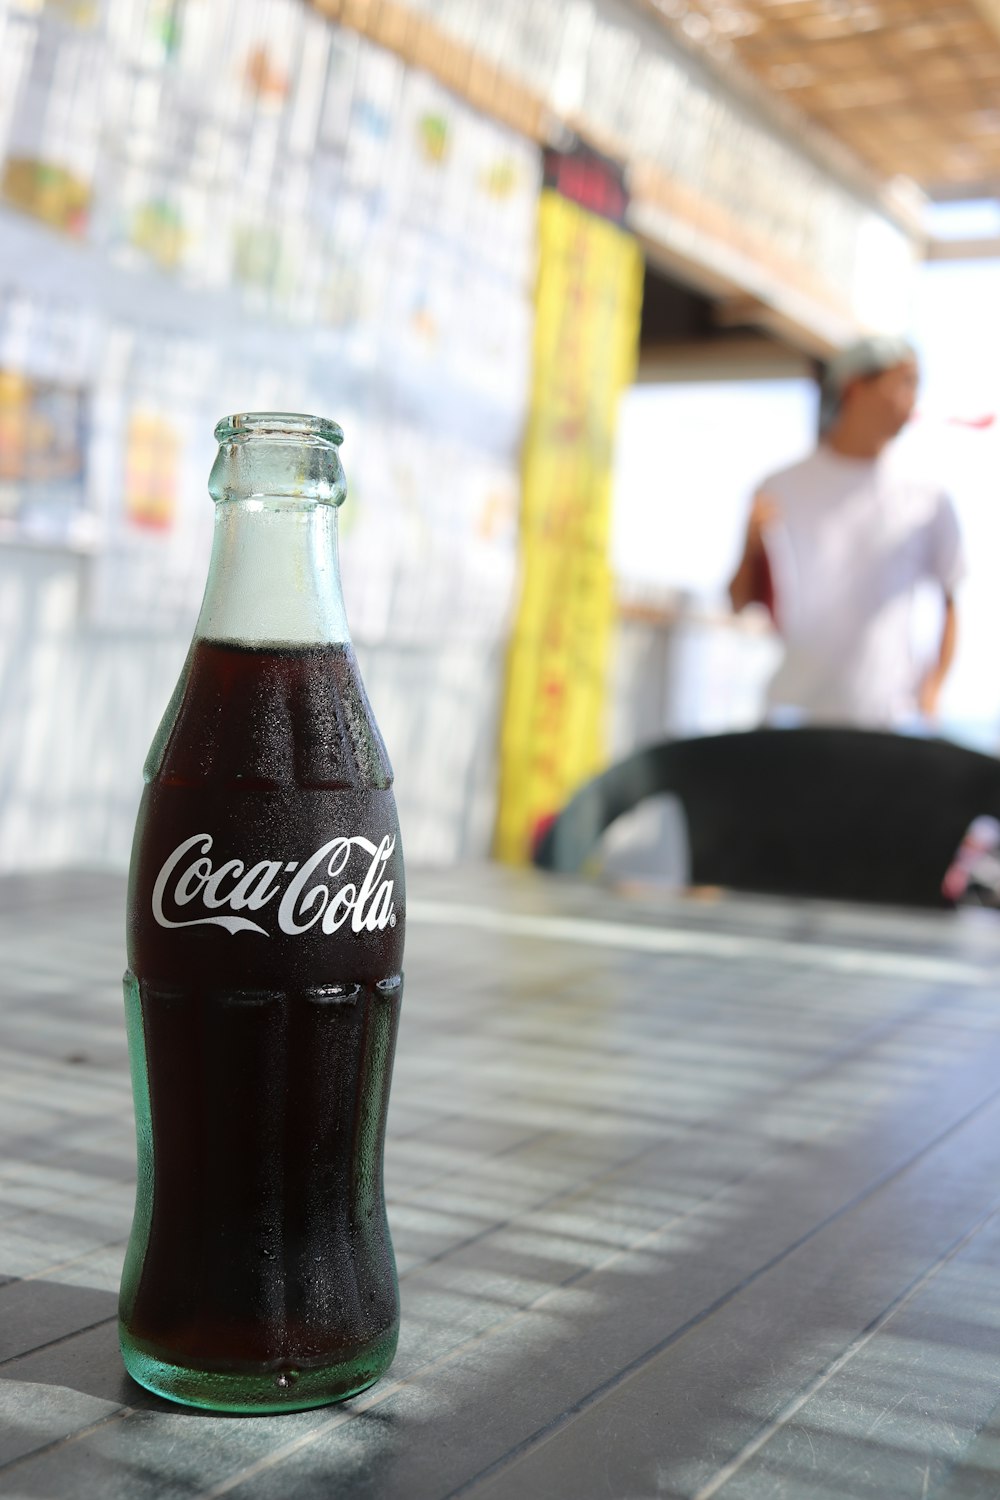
[4,866,1000,1499]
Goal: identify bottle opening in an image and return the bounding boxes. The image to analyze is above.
[214,412,345,447]
[208,410,348,509]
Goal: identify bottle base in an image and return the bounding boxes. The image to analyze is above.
[119,1324,398,1414]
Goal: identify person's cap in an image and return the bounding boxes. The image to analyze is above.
[825,334,917,396]
[820,334,917,429]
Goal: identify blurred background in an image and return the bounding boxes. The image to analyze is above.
[1,0,999,875]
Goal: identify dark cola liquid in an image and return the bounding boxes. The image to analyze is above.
[121,639,405,1408]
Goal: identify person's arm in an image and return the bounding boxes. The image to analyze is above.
[728,491,777,613]
[918,591,958,721]
[920,492,965,721]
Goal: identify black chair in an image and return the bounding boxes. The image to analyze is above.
[532,728,1000,907]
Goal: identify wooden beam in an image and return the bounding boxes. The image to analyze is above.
[637,337,813,384]
[927,234,1000,261]
[713,296,770,329]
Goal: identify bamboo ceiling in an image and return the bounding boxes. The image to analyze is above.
[651,0,1000,195]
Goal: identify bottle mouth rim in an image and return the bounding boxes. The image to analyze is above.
[214,412,344,446]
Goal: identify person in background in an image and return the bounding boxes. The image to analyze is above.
[729,335,964,729]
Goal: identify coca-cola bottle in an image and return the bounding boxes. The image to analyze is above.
[120,412,405,1413]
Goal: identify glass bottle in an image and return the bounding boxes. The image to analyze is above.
[119,412,405,1413]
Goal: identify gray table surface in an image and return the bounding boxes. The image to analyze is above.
[4,864,1000,1499]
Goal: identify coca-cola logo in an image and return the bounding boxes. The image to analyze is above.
[152,833,397,938]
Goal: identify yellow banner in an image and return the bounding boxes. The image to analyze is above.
[495,189,643,863]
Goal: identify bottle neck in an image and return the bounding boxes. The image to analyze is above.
[195,498,350,647]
